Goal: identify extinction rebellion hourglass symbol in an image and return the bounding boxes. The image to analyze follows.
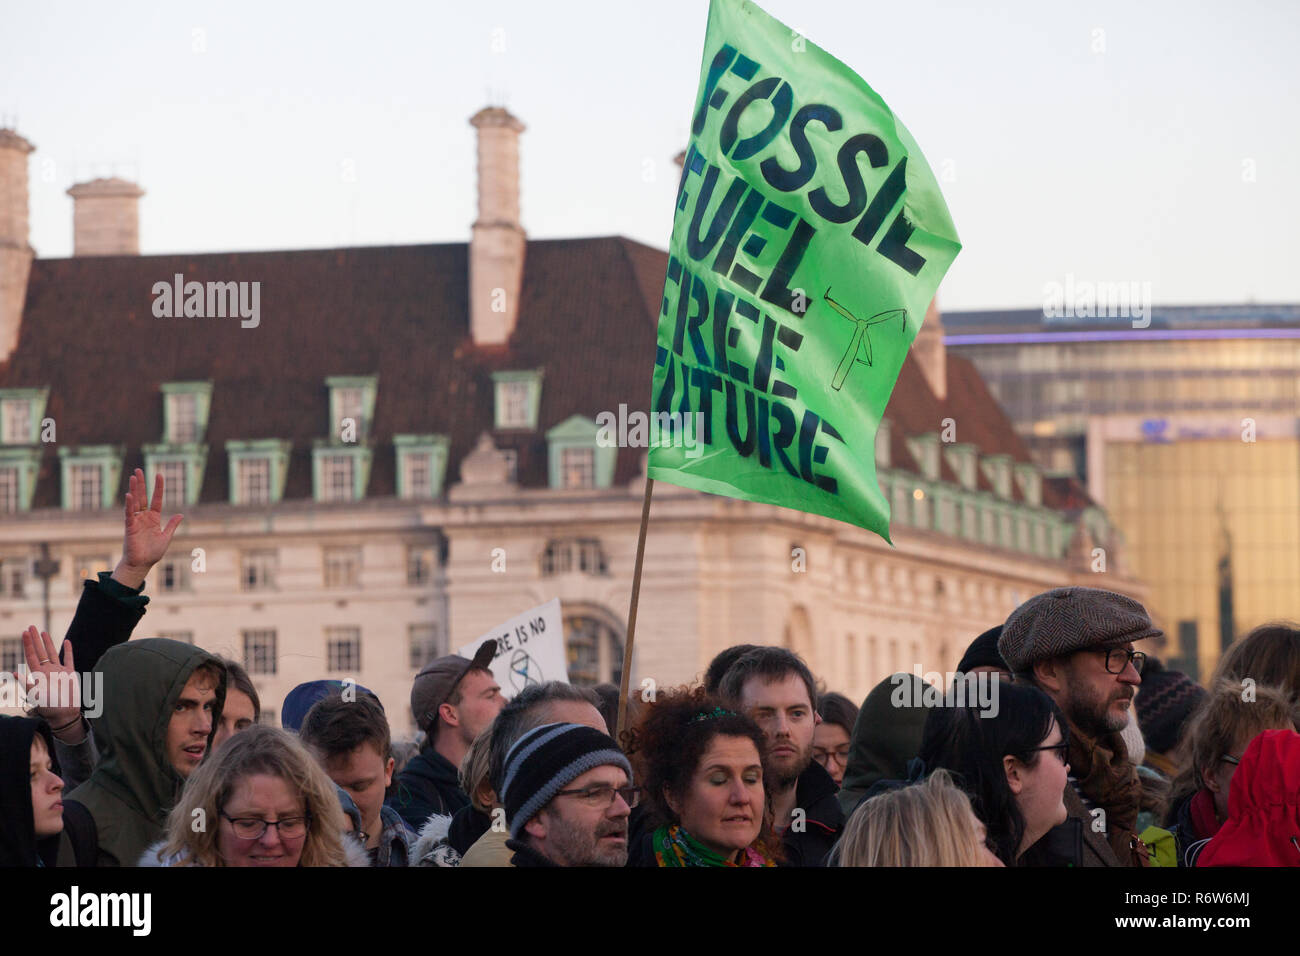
[822,288,907,391]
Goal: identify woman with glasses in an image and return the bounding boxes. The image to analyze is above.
[624,686,779,866]
[142,725,354,866]
[813,692,858,788]
[918,681,1072,865]
[1163,679,1296,867]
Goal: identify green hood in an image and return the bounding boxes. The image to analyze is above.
[837,673,934,817]
[67,638,225,866]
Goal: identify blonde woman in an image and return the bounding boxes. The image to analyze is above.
[141,725,353,867]
[833,769,1004,867]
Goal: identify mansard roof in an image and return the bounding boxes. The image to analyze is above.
[0,236,1091,514]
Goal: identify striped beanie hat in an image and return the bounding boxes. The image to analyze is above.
[501,722,632,840]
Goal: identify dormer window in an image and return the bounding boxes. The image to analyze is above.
[327,376,378,443]
[906,434,940,481]
[227,440,292,506]
[875,418,892,469]
[0,388,48,446]
[59,446,123,512]
[944,444,978,491]
[493,370,543,430]
[981,455,1014,500]
[3,399,31,443]
[546,415,614,490]
[1015,463,1043,507]
[160,383,212,445]
[167,393,198,443]
[157,460,187,510]
[321,455,355,501]
[338,388,364,435]
[394,435,450,500]
[148,384,211,506]
[561,447,595,489]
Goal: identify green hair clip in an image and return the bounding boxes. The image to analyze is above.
[689,706,736,724]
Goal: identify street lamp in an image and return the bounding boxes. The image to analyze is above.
[32,543,60,636]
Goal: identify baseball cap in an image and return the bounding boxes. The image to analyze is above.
[410,639,497,733]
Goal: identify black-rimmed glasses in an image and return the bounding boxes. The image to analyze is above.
[1023,742,1070,763]
[220,811,311,840]
[1102,648,1146,675]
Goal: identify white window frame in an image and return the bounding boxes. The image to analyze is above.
[243,629,278,675]
[323,546,361,589]
[326,626,361,673]
[241,550,278,592]
[167,392,199,444]
[69,464,103,511]
[237,456,272,505]
[321,455,354,502]
[2,399,32,444]
[560,447,595,490]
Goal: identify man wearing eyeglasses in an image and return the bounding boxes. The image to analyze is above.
[999,586,1159,867]
[499,722,637,867]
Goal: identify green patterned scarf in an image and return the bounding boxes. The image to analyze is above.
[652,825,776,867]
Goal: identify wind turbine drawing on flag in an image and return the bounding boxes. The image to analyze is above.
[823,288,908,391]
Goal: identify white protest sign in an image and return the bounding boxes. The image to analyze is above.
[458,598,568,695]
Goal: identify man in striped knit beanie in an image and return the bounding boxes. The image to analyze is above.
[500,722,637,867]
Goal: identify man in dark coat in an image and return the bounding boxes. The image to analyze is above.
[387,641,503,828]
[719,647,844,865]
[999,587,1158,867]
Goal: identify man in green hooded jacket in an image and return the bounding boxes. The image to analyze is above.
[65,639,226,866]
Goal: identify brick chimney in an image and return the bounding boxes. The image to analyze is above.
[911,296,947,401]
[67,177,144,256]
[469,107,525,346]
[0,128,35,362]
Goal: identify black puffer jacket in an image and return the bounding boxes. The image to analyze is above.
[386,747,469,829]
[781,760,844,867]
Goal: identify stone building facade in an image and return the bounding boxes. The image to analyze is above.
[0,114,1147,733]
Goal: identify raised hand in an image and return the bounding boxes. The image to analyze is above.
[17,625,82,739]
[112,468,184,589]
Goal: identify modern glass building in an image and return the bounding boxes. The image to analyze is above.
[947,305,1300,679]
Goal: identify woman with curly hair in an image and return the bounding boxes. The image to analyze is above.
[623,685,779,867]
[141,724,352,866]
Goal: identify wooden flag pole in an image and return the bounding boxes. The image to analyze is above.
[616,476,655,742]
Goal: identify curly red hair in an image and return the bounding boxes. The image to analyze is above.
[622,684,781,861]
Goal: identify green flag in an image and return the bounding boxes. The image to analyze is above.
[647,0,960,542]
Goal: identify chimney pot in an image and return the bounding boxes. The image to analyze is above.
[67,176,144,256]
[0,128,36,362]
[912,297,947,401]
[468,107,526,346]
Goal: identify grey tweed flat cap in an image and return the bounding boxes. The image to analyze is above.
[998,587,1163,672]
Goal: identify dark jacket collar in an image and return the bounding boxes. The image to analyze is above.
[448,803,492,856]
[506,838,561,867]
[795,760,845,831]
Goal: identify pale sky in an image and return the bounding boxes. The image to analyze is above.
[3,0,1297,309]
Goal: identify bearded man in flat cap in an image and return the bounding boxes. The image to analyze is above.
[999,587,1159,866]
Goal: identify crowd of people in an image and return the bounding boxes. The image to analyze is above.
[4,470,1300,868]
